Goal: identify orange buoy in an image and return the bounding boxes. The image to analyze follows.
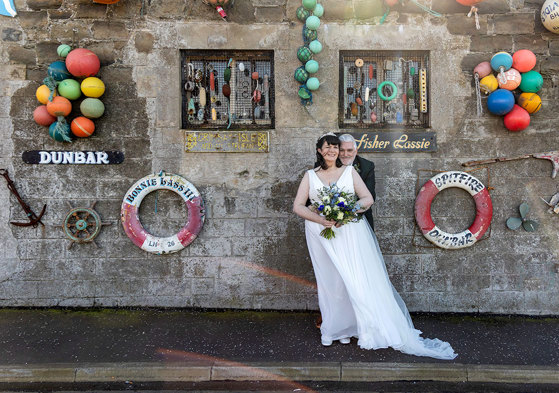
[71,116,95,137]
[46,96,72,117]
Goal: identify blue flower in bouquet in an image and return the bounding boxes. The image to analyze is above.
[318,205,324,212]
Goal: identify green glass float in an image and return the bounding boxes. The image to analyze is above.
[302,0,317,11]
[297,46,313,64]
[294,66,309,83]
[306,15,320,30]
[506,202,538,232]
[303,26,318,42]
[312,3,324,17]
[298,85,311,99]
[309,40,322,54]
[305,59,319,74]
[307,77,320,91]
[296,6,310,21]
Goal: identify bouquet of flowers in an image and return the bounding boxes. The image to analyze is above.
[312,184,362,239]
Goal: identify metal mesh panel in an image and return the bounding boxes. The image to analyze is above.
[181,50,274,130]
[339,50,430,129]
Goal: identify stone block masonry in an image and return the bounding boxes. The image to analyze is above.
[0,0,557,314]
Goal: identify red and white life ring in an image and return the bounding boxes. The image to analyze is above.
[414,171,492,249]
[121,172,205,255]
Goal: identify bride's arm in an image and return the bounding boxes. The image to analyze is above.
[352,168,374,213]
[293,172,336,227]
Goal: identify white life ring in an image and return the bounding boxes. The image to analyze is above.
[414,171,492,249]
[121,172,205,255]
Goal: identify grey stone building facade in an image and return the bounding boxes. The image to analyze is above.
[0,0,558,314]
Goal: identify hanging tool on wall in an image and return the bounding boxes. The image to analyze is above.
[0,169,46,227]
[462,150,559,179]
[201,0,229,21]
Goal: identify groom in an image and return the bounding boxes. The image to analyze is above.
[338,134,376,231]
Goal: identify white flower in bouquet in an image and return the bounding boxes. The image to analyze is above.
[336,212,344,220]
[322,196,330,203]
[324,206,331,214]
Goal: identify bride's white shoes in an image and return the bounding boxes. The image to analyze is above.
[321,337,351,346]
[321,338,333,346]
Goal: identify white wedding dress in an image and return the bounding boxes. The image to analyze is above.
[306,165,457,360]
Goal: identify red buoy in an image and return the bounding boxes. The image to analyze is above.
[65,48,100,78]
[504,104,530,132]
[33,105,56,126]
[456,0,484,5]
[512,49,537,73]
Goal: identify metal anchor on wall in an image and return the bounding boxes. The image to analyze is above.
[0,168,46,227]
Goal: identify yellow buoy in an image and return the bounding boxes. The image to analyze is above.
[518,92,542,114]
[480,74,498,95]
[36,84,56,104]
[80,77,105,98]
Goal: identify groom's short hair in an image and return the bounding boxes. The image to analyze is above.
[339,134,357,149]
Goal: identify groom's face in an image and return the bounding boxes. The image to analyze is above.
[339,142,357,166]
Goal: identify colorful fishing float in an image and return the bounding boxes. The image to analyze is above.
[33,45,105,141]
[541,0,559,34]
[473,49,542,132]
[294,0,324,106]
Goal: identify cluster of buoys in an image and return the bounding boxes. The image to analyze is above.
[294,0,323,106]
[33,45,105,142]
[474,50,542,132]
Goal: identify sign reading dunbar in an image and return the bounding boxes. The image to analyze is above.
[349,132,436,153]
[22,151,124,165]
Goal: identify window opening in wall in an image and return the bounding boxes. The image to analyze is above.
[181,50,275,130]
[339,50,430,129]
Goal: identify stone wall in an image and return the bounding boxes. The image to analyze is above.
[0,0,558,314]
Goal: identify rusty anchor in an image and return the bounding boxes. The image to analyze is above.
[0,169,46,227]
[462,150,559,179]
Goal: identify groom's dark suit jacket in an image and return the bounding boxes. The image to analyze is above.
[354,155,376,231]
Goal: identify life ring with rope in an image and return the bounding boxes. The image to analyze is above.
[121,172,205,255]
[414,171,492,249]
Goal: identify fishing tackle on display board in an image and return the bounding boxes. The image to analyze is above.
[419,68,427,113]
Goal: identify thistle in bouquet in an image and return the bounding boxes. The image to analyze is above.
[312,184,362,239]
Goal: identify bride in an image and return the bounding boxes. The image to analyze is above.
[292,132,457,360]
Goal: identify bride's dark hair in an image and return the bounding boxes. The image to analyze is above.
[315,134,343,170]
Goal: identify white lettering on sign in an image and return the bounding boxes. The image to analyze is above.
[33,151,114,165]
[426,228,474,249]
[433,172,484,193]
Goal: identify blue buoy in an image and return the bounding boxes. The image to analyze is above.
[487,89,515,116]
